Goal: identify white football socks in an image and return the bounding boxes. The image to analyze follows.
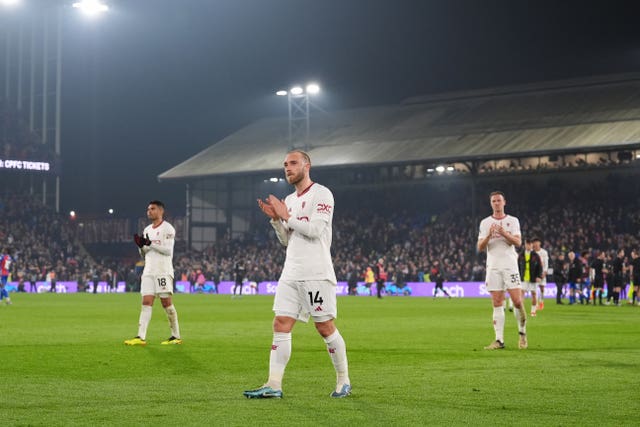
[164,304,180,339]
[492,306,505,343]
[137,305,152,340]
[516,306,527,334]
[324,330,350,390]
[267,332,292,391]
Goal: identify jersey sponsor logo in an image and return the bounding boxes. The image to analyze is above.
[317,203,332,214]
[328,347,336,354]
[271,345,278,351]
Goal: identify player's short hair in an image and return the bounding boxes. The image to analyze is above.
[524,238,533,244]
[531,237,542,243]
[287,149,311,165]
[489,191,505,199]
[149,200,165,209]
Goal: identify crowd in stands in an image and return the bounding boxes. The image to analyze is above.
[171,173,640,292]
[0,193,132,290]
[1,171,639,295]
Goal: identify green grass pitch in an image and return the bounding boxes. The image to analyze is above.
[1,293,638,426]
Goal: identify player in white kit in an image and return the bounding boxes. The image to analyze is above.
[244,150,351,399]
[532,238,548,311]
[478,191,528,350]
[125,200,182,346]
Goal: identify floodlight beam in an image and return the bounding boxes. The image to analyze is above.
[72,0,109,16]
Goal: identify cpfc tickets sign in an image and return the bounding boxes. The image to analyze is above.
[0,158,51,172]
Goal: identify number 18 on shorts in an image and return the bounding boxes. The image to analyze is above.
[141,275,174,296]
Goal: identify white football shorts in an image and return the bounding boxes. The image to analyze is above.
[521,281,537,292]
[485,268,521,292]
[273,280,337,323]
[141,274,174,297]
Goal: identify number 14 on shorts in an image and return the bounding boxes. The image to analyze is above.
[308,291,323,305]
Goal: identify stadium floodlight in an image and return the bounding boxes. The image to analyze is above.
[72,0,109,16]
[306,83,320,95]
[446,166,454,172]
[269,177,279,183]
[1,0,21,7]
[69,210,77,219]
[426,168,435,173]
[290,86,303,96]
[277,81,322,152]
[108,208,114,214]
[435,165,446,173]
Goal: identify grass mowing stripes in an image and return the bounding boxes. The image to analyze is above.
[0,293,638,426]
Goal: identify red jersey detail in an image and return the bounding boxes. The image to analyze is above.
[317,203,332,214]
[297,182,315,197]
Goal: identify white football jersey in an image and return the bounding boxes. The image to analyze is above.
[478,214,521,270]
[140,220,175,277]
[275,182,337,284]
[536,247,549,280]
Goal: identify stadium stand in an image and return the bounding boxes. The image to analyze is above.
[155,73,640,252]
[1,168,639,292]
[2,75,640,292]
[153,171,640,286]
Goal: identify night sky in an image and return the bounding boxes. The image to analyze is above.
[41,0,640,216]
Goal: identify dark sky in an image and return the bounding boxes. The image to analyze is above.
[52,0,640,217]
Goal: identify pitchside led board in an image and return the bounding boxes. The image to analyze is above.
[5,281,632,299]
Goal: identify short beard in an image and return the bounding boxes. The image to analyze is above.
[287,172,303,186]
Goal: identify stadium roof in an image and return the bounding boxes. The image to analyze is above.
[158,73,640,181]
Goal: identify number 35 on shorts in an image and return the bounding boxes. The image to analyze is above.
[510,273,520,284]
